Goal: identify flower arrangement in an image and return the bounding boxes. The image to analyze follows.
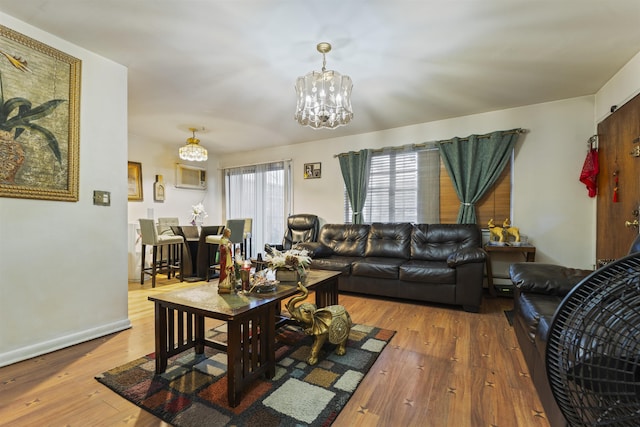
[265,247,311,276]
[189,202,208,225]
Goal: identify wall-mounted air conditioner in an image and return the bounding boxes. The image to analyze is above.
[175,163,206,190]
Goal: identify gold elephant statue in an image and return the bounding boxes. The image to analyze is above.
[285,282,352,365]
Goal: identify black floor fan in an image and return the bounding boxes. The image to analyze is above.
[546,252,640,426]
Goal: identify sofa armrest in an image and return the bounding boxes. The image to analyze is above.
[447,247,487,267]
[295,242,334,259]
[509,263,592,296]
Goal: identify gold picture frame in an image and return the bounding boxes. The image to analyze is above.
[128,162,143,201]
[0,24,81,201]
[304,162,321,179]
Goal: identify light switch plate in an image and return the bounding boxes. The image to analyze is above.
[93,190,110,206]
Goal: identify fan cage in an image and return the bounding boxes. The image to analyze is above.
[546,252,640,426]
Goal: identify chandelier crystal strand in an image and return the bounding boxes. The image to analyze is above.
[179,128,208,161]
[295,42,353,129]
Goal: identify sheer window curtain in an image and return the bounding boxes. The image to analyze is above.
[225,160,292,258]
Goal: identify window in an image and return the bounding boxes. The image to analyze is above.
[344,148,511,226]
[225,161,292,257]
[345,148,440,223]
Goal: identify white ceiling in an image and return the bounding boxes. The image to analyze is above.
[1,1,640,154]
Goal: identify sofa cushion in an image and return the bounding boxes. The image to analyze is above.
[514,290,563,357]
[510,263,592,296]
[399,260,456,284]
[295,241,334,259]
[309,256,359,273]
[447,246,486,267]
[351,257,405,279]
[411,224,482,261]
[364,223,412,259]
[318,224,370,257]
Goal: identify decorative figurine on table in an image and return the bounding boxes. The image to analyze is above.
[502,218,521,242]
[286,282,352,365]
[488,218,506,243]
[217,228,234,294]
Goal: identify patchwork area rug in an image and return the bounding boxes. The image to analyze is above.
[96,323,395,426]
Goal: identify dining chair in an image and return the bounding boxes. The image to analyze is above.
[198,225,225,280]
[225,218,247,256]
[139,218,184,288]
[242,218,253,259]
[157,217,179,235]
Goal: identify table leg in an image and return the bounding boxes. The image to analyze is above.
[226,319,241,407]
[485,253,497,297]
[225,305,277,407]
[265,304,276,379]
[315,276,339,307]
[154,303,168,374]
[194,314,205,354]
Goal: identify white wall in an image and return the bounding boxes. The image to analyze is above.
[218,96,598,269]
[127,135,223,227]
[0,13,129,367]
[596,50,640,123]
[126,136,223,280]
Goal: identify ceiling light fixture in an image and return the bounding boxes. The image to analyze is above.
[294,42,353,129]
[179,127,208,162]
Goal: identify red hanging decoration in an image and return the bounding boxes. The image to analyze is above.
[579,148,599,197]
[613,173,619,203]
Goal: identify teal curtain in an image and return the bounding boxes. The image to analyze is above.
[339,149,371,224]
[438,129,520,224]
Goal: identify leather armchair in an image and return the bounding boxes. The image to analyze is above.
[266,214,319,252]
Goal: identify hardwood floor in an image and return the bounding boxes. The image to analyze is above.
[0,276,551,427]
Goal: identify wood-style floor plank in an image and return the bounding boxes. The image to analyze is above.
[0,276,551,427]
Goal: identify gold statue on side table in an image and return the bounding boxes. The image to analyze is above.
[502,218,521,242]
[488,218,505,243]
[286,283,352,365]
[217,228,234,294]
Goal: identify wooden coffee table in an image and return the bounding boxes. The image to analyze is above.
[148,269,341,407]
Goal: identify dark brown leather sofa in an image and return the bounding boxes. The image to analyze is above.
[509,235,640,427]
[509,264,591,427]
[304,222,487,312]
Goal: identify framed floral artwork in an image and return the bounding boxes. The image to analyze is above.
[128,162,143,201]
[0,24,81,201]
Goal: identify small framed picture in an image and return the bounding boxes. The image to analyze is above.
[127,161,143,201]
[304,162,321,179]
[153,174,165,202]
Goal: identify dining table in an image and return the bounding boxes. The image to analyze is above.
[170,225,201,280]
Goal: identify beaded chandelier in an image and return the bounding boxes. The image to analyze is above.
[294,42,353,129]
[179,127,208,162]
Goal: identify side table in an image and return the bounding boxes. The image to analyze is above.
[484,243,536,296]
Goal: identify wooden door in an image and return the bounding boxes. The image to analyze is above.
[596,93,640,265]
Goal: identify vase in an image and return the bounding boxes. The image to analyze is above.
[276,268,300,282]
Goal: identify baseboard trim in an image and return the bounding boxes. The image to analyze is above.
[0,318,132,368]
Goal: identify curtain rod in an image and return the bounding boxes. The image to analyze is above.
[219,158,292,170]
[334,128,527,157]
